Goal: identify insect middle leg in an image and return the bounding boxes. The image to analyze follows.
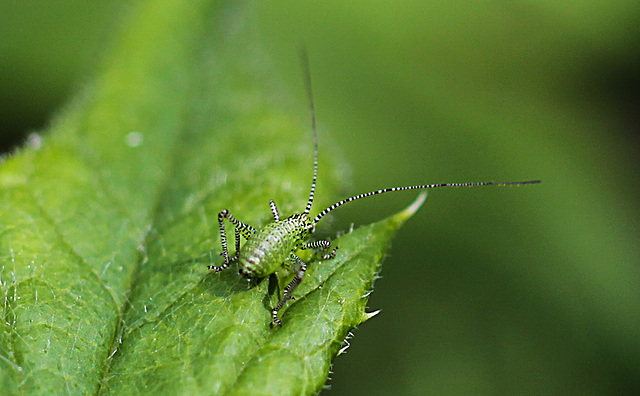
[271,240,338,326]
[208,209,255,272]
[301,240,338,260]
[272,253,308,326]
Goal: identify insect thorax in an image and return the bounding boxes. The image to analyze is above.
[238,213,314,279]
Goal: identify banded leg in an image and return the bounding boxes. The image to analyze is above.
[272,254,307,326]
[208,209,256,271]
[269,200,280,221]
[301,240,338,260]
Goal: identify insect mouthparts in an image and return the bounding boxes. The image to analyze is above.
[238,267,251,279]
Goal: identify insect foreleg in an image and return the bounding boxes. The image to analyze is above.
[208,209,256,272]
[272,253,308,326]
[269,200,280,221]
[302,240,338,260]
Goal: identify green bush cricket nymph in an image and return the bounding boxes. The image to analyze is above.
[208,53,540,326]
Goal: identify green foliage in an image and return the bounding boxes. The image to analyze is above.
[0,0,423,393]
[4,0,640,394]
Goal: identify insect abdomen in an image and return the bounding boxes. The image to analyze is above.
[239,215,309,278]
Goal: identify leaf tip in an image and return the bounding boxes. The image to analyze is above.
[402,191,427,218]
[386,191,427,228]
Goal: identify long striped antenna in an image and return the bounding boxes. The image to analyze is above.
[313,180,541,224]
[301,46,319,216]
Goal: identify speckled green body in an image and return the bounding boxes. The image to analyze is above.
[208,49,540,327]
[238,213,314,278]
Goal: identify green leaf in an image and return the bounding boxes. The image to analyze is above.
[0,0,424,394]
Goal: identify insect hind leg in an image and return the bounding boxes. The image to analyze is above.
[302,240,338,260]
[208,209,256,272]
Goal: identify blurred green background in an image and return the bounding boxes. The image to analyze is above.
[2,1,639,394]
